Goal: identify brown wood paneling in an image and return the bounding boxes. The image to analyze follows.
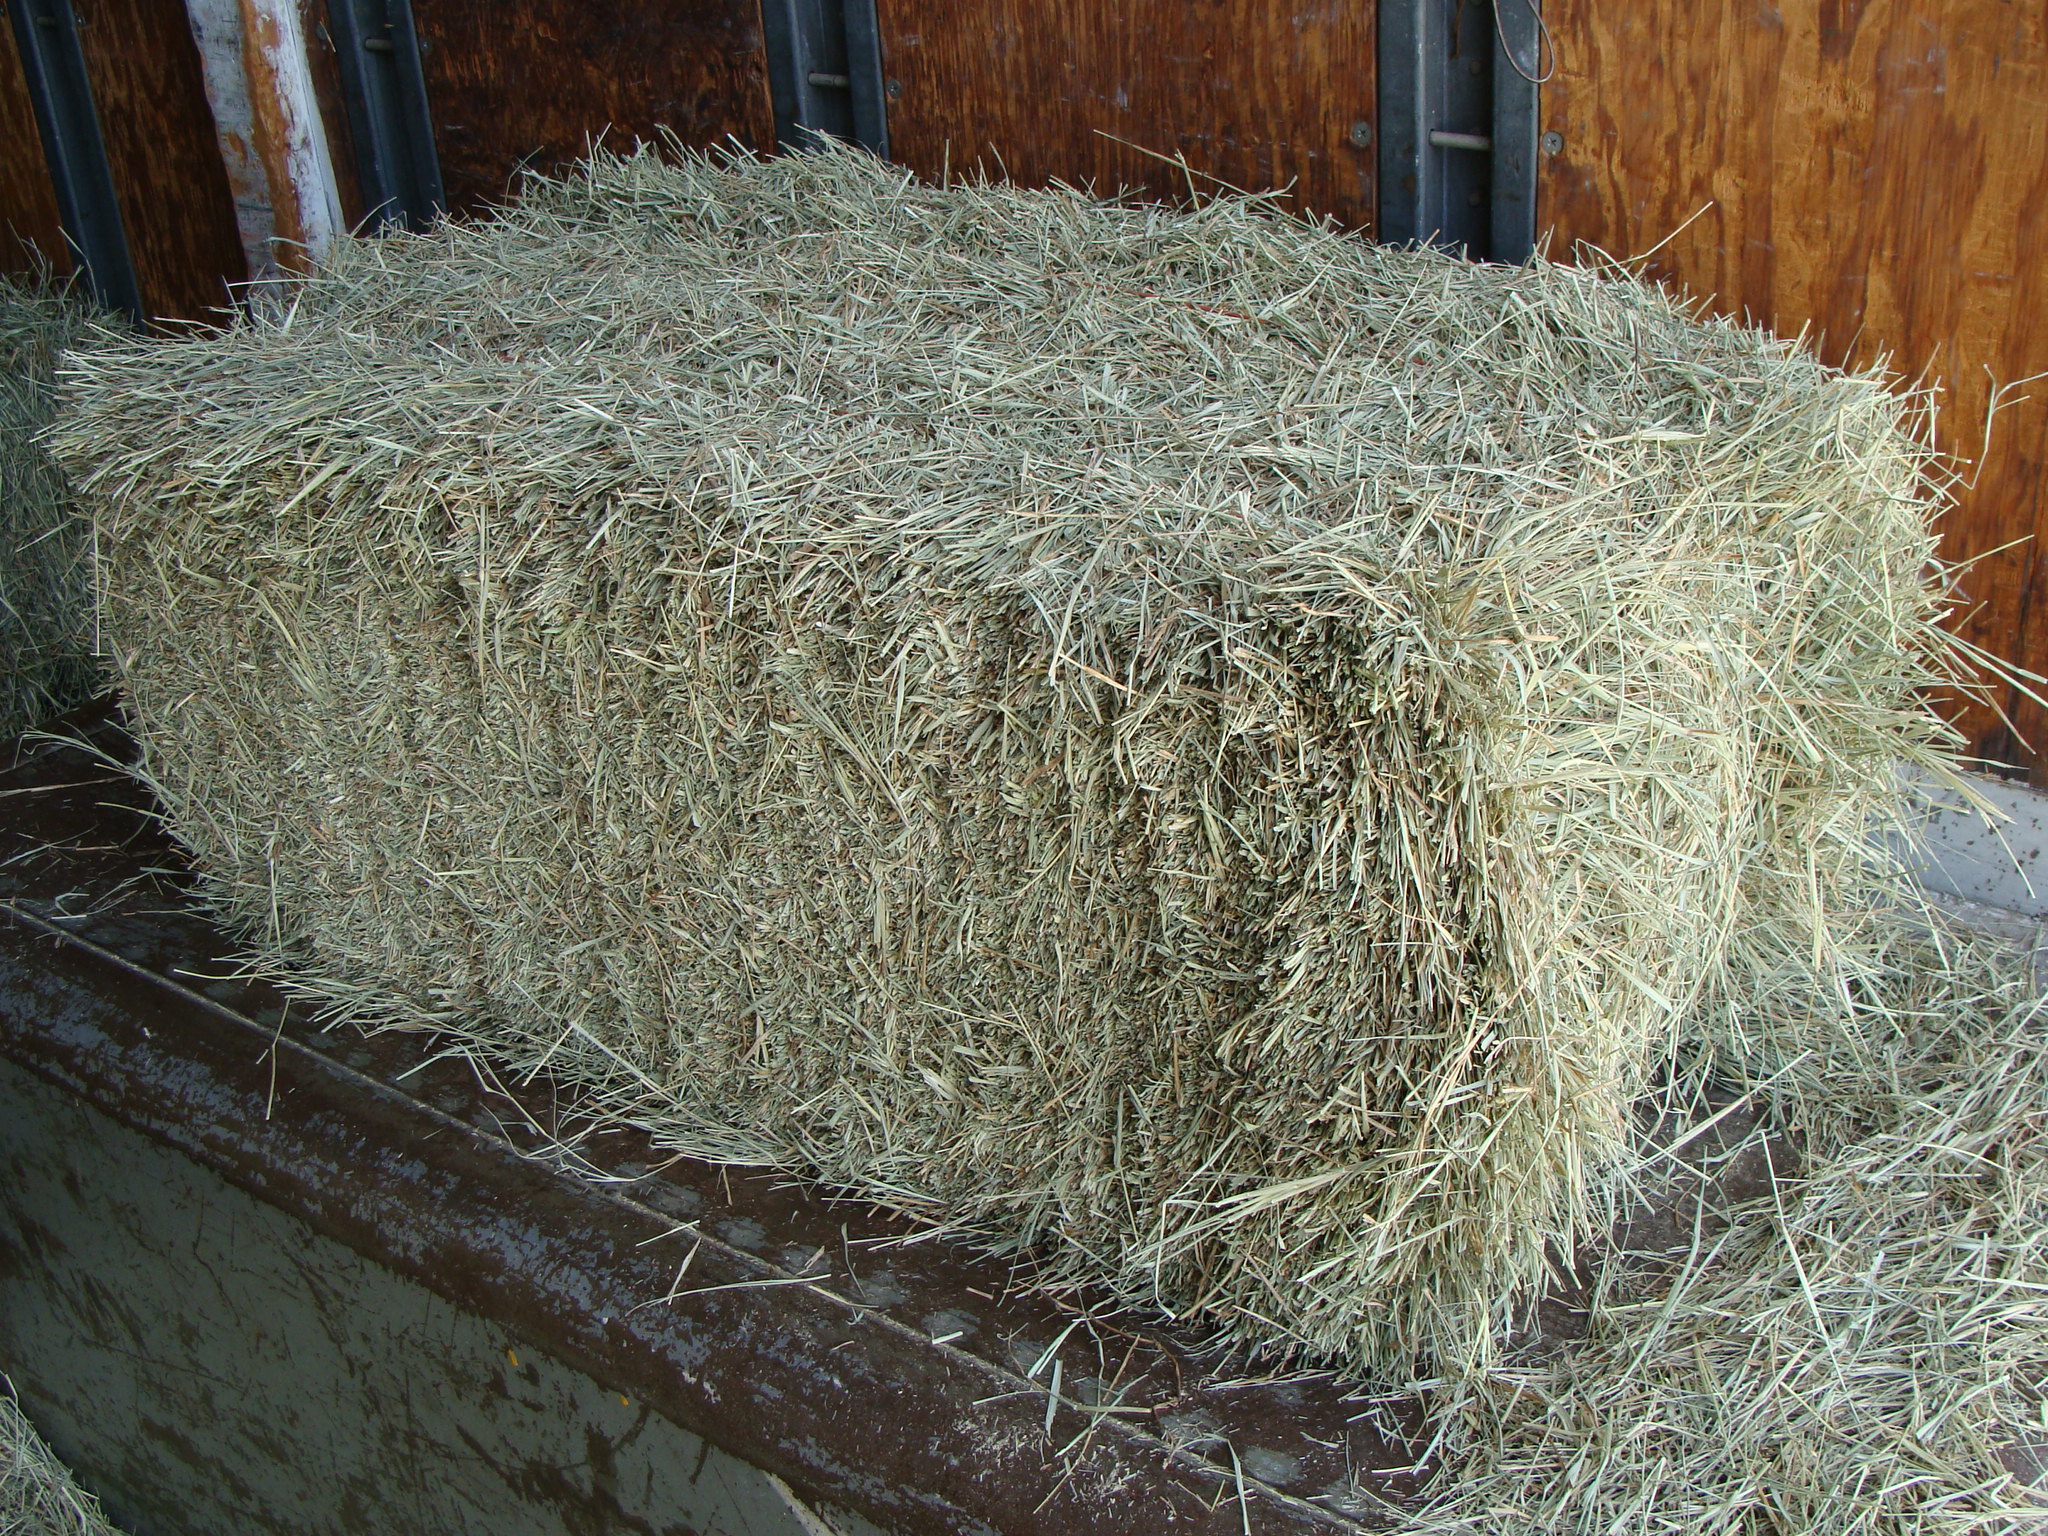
[1538,0,2048,780]
[409,0,776,219]
[878,0,1378,233]
[73,0,247,322]
[0,18,69,277]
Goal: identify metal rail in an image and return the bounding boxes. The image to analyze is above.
[3,0,141,319]
[1490,0,1543,264]
[1376,0,1541,262]
[324,0,442,230]
[761,0,889,157]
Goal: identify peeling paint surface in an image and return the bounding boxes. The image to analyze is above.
[0,1057,893,1536]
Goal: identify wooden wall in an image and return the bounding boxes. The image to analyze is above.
[75,0,246,320]
[408,0,775,219]
[3,0,772,311]
[13,0,2048,778]
[878,0,1378,233]
[1538,0,2048,780]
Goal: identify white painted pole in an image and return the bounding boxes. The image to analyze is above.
[182,0,346,287]
[238,0,345,268]
[182,0,278,284]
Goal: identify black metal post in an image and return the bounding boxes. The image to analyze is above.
[4,0,141,319]
[1377,0,1540,262]
[761,0,888,157]
[324,0,443,230]
[1375,0,1434,249]
[1491,0,1542,264]
[842,0,889,160]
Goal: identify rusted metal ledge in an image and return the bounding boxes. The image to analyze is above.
[0,717,1415,1535]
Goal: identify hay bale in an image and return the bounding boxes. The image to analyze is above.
[0,277,111,740]
[55,146,1980,1375]
[1411,917,2048,1531]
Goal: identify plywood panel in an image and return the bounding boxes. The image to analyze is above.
[878,0,1378,233]
[409,0,776,219]
[0,18,69,277]
[1538,0,2048,779]
[74,0,248,321]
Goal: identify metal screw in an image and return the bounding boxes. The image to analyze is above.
[1542,131,1564,156]
[1347,120,1372,149]
[886,78,904,100]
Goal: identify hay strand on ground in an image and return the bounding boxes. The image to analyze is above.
[1417,913,2048,1533]
[0,1383,122,1536]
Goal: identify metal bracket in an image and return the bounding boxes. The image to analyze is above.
[760,0,888,158]
[324,0,443,230]
[1377,0,1540,262]
[4,0,141,319]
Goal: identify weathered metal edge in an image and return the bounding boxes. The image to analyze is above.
[321,0,442,229]
[0,901,1373,1536]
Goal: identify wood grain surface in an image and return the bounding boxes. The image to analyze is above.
[878,0,1378,232]
[1539,0,2048,779]
[0,17,70,277]
[74,0,246,322]
[409,0,776,218]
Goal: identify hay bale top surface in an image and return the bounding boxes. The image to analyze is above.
[76,146,1926,627]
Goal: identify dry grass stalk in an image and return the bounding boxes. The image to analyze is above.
[55,145,1996,1407]
[0,276,112,739]
[0,1383,121,1536]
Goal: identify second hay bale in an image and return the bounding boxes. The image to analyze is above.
[1,278,110,740]
[58,147,1977,1374]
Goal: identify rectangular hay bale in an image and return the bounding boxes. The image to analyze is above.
[55,148,1973,1375]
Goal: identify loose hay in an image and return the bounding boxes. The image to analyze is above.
[0,1384,121,1536]
[57,147,1995,1394]
[1,277,110,740]
[1415,915,2048,1533]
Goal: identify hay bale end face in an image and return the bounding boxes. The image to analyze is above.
[55,147,1977,1375]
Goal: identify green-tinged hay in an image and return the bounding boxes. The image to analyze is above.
[1,277,113,740]
[55,145,1984,1377]
[1414,916,2048,1535]
[0,1383,123,1536]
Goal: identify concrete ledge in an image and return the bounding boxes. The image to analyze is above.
[1908,767,2048,916]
